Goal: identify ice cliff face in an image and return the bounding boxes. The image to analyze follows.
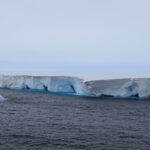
[86,78,150,98]
[0,75,90,96]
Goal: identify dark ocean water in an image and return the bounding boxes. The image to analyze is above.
[0,89,150,150]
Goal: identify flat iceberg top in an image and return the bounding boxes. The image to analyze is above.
[86,78,150,98]
[0,75,90,96]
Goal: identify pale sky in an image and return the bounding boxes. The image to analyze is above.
[0,0,150,80]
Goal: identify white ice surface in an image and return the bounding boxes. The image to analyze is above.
[0,75,90,96]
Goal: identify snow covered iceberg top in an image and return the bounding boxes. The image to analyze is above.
[0,75,90,96]
[86,78,150,98]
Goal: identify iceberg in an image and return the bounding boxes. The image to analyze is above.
[0,75,90,96]
[1,75,150,98]
[86,78,150,98]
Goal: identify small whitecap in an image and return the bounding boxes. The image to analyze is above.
[0,95,5,101]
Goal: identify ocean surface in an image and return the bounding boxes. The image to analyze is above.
[0,89,150,150]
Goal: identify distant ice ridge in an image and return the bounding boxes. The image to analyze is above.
[86,78,150,98]
[0,75,90,96]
